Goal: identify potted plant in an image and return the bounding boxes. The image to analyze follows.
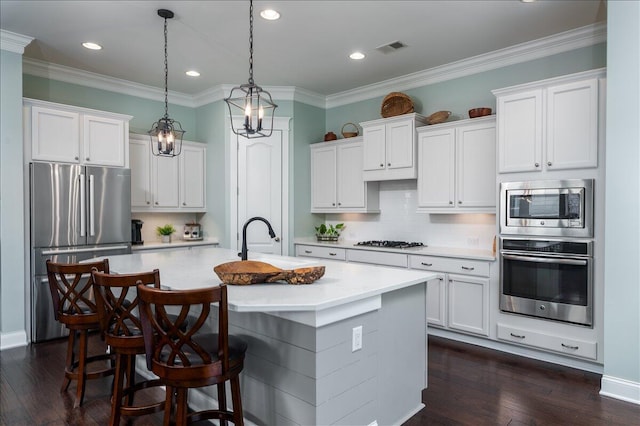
[156,224,176,243]
[315,223,345,242]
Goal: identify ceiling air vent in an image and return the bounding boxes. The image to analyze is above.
[376,41,407,54]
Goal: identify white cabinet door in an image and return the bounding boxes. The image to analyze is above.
[426,275,447,327]
[386,119,414,169]
[82,115,125,166]
[130,138,152,208]
[417,129,455,208]
[180,143,206,209]
[546,79,598,170]
[456,122,496,208]
[152,155,179,208]
[337,143,365,208]
[362,124,386,171]
[311,145,337,209]
[447,274,489,337]
[497,89,543,173]
[31,106,80,163]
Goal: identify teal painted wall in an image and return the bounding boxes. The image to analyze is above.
[326,43,607,132]
[23,74,196,136]
[604,1,640,387]
[1,50,27,341]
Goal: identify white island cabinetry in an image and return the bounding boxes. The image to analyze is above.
[104,247,434,426]
[416,116,496,213]
[310,137,379,213]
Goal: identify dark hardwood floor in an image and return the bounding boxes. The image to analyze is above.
[1,334,638,425]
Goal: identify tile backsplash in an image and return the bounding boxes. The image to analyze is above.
[324,180,496,250]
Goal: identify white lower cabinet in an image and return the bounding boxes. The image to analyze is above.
[295,244,346,261]
[497,323,597,360]
[346,249,408,268]
[410,255,490,337]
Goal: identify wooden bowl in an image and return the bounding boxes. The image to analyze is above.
[427,110,451,125]
[214,260,325,285]
[468,107,492,118]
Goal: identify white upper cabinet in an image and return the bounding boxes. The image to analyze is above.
[417,116,496,213]
[130,134,206,213]
[360,113,428,181]
[493,69,604,173]
[310,138,379,213]
[25,98,131,167]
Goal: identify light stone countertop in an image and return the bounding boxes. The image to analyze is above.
[131,237,219,251]
[294,237,496,261]
[102,247,436,323]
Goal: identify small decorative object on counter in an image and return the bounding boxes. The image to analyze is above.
[156,224,176,243]
[341,123,359,138]
[324,132,337,141]
[468,107,492,118]
[427,110,451,125]
[380,92,414,118]
[315,223,344,242]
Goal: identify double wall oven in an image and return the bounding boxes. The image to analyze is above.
[499,179,594,327]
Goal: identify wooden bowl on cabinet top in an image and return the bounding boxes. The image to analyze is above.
[468,107,492,118]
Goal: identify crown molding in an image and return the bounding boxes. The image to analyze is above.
[0,30,33,54]
[325,22,607,109]
[20,22,605,111]
[22,58,196,107]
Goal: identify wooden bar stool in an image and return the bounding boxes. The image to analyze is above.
[91,269,166,425]
[46,259,115,408]
[138,284,247,426]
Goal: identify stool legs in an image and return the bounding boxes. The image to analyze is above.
[231,376,244,426]
[217,383,228,426]
[61,330,76,392]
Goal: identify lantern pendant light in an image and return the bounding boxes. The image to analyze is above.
[225,0,277,138]
[148,9,185,157]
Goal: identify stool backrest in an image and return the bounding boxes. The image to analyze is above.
[91,269,161,339]
[46,259,110,321]
[137,285,229,374]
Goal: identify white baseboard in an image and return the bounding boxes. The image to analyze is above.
[0,330,28,350]
[600,375,640,405]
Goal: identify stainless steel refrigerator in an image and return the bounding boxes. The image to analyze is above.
[30,162,132,342]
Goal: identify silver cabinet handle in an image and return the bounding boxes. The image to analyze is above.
[547,161,552,166]
[379,163,384,168]
[510,332,525,339]
[535,162,540,167]
[75,156,79,161]
[449,201,453,205]
[274,237,281,242]
[146,201,150,205]
[182,202,186,206]
[461,266,475,271]
[329,252,337,256]
[421,262,433,267]
[304,250,312,254]
[387,163,391,166]
[458,201,462,204]
[338,202,342,206]
[86,157,90,161]
[561,343,579,350]
[155,201,159,205]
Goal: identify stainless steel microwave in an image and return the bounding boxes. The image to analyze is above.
[500,179,594,238]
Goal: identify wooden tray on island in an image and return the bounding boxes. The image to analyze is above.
[214,260,325,285]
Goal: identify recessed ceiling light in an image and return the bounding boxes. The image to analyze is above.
[186,70,200,77]
[349,52,365,60]
[260,9,280,20]
[82,42,102,50]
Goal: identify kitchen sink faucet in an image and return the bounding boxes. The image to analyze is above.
[239,216,277,261]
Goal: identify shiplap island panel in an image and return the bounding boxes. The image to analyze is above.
[102,247,435,425]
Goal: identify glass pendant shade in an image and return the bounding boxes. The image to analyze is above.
[225,0,277,139]
[148,8,184,157]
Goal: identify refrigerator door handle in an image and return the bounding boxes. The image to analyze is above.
[79,174,86,237]
[89,174,95,237]
[41,245,130,256]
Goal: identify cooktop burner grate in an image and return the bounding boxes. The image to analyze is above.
[355,240,425,249]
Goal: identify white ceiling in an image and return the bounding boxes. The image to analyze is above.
[0,1,606,97]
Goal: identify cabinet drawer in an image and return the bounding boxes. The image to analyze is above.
[347,250,408,268]
[409,255,489,277]
[295,245,346,261]
[497,323,597,360]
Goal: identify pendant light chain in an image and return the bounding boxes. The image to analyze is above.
[163,15,169,119]
[248,0,254,85]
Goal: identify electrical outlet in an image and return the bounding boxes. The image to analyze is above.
[352,326,363,352]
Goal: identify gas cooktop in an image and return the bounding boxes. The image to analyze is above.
[355,240,425,249]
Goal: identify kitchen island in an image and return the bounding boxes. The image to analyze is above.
[102,247,436,425]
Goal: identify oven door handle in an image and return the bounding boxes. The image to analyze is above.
[502,253,587,266]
